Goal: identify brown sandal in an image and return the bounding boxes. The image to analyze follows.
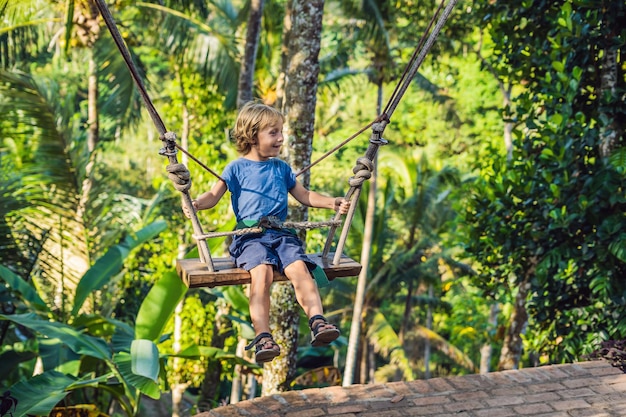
[245,332,280,363]
[309,315,340,347]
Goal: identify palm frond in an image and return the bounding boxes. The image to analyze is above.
[0,160,35,275]
[367,311,415,380]
[134,2,240,107]
[96,35,146,132]
[0,69,89,303]
[408,326,478,373]
[367,243,427,292]
[0,0,59,68]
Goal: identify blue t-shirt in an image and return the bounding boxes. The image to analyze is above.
[221,157,297,222]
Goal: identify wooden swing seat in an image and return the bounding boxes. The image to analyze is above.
[176,253,361,288]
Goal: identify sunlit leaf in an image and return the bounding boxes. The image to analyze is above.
[134,270,187,341]
[131,339,159,382]
[114,352,160,400]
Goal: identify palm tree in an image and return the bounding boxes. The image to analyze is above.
[237,0,265,107]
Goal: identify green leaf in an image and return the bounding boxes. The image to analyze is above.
[72,220,167,316]
[114,352,160,399]
[38,337,81,373]
[134,270,187,341]
[552,60,565,72]
[9,370,75,417]
[0,264,48,311]
[224,314,255,339]
[0,313,111,360]
[608,236,626,262]
[0,350,37,377]
[572,66,583,81]
[608,147,626,172]
[550,113,563,127]
[367,312,415,380]
[131,339,160,382]
[110,317,136,353]
[222,285,250,313]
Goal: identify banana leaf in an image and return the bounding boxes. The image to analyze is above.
[8,370,75,417]
[113,352,160,400]
[134,270,187,341]
[71,220,167,316]
[0,313,111,360]
[0,264,48,312]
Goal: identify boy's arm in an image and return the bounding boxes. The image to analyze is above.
[290,181,350,214]
[195,179,228,209]
[183,179,227,218]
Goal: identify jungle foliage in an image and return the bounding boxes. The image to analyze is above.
[0,0,624,415]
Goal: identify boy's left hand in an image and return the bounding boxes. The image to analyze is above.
[334,197,350,214]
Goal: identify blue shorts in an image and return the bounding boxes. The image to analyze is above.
[229,229,312,273]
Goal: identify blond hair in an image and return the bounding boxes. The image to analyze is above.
[232,102,285,155]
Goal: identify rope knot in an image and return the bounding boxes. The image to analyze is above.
[166,163,192,192]
[348,157,374,188]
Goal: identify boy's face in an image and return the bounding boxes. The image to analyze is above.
[249,121,284,161]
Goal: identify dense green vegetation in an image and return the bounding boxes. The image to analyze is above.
[1,0,624,416]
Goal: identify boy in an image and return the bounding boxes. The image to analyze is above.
[184,102,350,363]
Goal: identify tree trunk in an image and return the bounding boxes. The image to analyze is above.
[497,281,528,370]
[497,256,537,370]
[502,85,513,162]
[262,0,325,394]
[399,280,414,345]
[358,337,367,384]
[198,299,230,410]
[262,283,299,395]
[230,338,247,403]
[237,0,265,108]
[172,81,191,417]
[368,340,376,383]
[424,285,434,379]
[480,303,499,374]
[171,299,188,417]
[76,52,99,222]
[75,1,101,223]
[280,0,324,191]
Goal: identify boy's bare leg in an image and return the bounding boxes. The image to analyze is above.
[285,260,340,346]
[284,260,324,319]
[248,264,274,335]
